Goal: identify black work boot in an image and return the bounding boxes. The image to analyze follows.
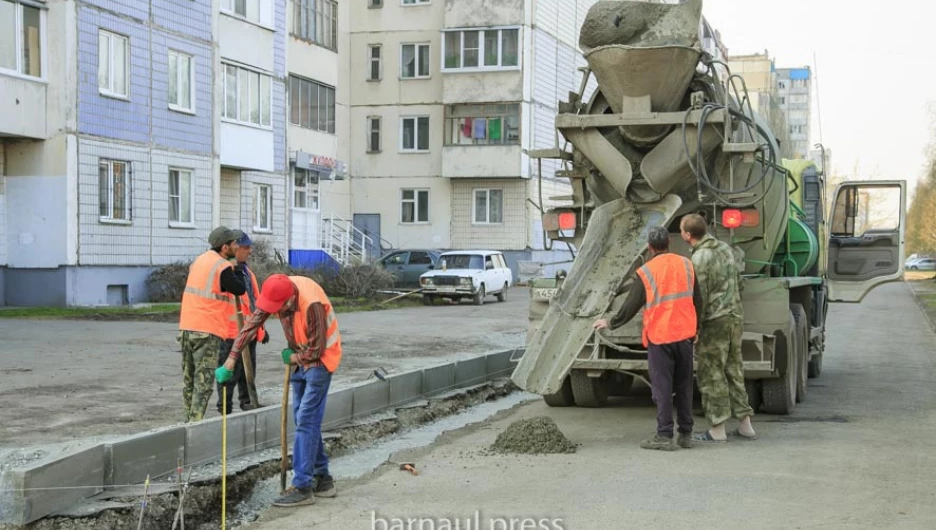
[313,475,337,498]
[272,487,315,507]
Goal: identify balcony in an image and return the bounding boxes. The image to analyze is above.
[0,74,46,139]
[443,144,522,178]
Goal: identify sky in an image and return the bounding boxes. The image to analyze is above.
[702,0,936,189]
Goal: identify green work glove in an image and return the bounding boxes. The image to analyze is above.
[215,366,234,384]
[281,348,294,365]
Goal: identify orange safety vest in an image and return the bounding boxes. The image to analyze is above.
[289,275,342,373]
[179,251,238,338]
[228,266,266,343]
[636,253,698,347]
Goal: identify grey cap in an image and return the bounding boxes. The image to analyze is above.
[208,226,245,248]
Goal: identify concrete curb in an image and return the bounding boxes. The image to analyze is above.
[0,349,521,525]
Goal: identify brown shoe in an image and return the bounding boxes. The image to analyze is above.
[640,434,676,451]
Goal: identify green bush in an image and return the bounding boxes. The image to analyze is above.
[146,261,190,303]
[146,238,396,303]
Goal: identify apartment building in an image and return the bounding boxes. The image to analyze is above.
[1,0,220,306]
[284,0,357,268]
[216,0,289,254]
[776,66,812,158]
[727,51,793,159]
[347,0,605,275]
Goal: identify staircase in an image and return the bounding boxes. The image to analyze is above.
[321,214,373,265]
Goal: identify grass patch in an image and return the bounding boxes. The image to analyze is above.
[0,304,181,319]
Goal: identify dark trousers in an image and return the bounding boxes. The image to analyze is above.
[216,338,259,413]
[647,339,695,437]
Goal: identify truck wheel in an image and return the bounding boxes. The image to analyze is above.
[570,371,608,408]
[496,283,508,302]
[473,285,485,306]
[761,312,797,414]
[542,376,575,407]
[790,304,809,403]
[745,379,762,413]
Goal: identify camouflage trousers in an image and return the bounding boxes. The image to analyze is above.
[696,315,754,426]
[179,331,221,423]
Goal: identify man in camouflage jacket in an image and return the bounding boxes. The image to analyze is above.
[680,214,757,443]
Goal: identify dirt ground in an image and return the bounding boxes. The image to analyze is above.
[245,282,936,530]
[0,291,529,451]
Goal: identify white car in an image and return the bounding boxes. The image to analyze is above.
[419,251,513,306]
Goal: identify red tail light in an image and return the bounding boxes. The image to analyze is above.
[740,209,760,227]
[543,211,577,232]
[722,209,743,229]
[558,212,576,230]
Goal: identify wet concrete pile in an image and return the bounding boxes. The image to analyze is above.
[489,417,577,455]
[579,0,702,51]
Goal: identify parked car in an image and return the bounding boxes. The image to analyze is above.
[419,250,513,306]
[375,249,442,287]
[907,258,936,271]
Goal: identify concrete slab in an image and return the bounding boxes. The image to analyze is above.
[423,363,456,396]
[485,350,514,380]
[352,380,390,420]
[455,356,487,387]
[254,406,288,452]
[184,413,257,467]
[106,427,185,486]
[388,370,424,408]
[322,388,353,430]
[0,444,106,525]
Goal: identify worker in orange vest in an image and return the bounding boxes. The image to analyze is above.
[178,226,247,423]
[219,273,341,507]
[593,226,703,451]
[215,232,270,414]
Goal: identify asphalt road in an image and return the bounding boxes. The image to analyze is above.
[0,290,528,449]
[247,282,936,530]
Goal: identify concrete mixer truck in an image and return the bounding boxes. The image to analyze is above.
[512,0,907,414]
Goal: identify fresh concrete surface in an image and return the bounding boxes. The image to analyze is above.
[246,282,936,529]
[0,291,528,449]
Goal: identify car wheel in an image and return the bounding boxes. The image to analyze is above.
[496,283,508,302]
[910,266,918,270]
[473,285,485,306]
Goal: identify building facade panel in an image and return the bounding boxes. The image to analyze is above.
[451,178,527,250]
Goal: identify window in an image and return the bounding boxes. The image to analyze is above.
[443,28,519,71]
[0,0,43,78]
[368,0,382,7]
[790,94,808,104]
[254,184,272,231]
[409,251,432,265]
[779,97,785,105]
[289,75,335,133]
[221,0,272,26]
[99,160,131,222]
[400,116,429,152]
[793,79,808,89]
[777,81,786,90]
[401,43,429,78]
[445,103,520,145]
[368,44,381,81]
[402,0,429,4]
[98,30,128,98]
[168,169,194,226]
[367,116,381,153]
[291,0,337,50]
[293,167,320,210]
[473,189,503,224]
[401,189,429,223]
[168,50,194,112]
[222,63,272,127]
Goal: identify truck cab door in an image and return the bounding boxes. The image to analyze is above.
[826,180,906,303]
